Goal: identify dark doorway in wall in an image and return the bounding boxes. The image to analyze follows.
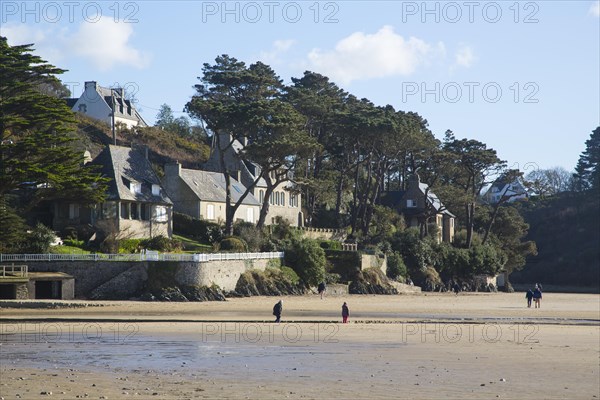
[0,284,17,299]
[35,281,62,299]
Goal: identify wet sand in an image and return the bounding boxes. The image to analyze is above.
[1,293,599,399]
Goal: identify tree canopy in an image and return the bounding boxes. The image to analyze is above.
[0,37,107,207]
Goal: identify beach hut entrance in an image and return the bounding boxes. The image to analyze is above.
[35,280,62,299]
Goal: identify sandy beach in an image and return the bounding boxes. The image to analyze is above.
[1,293,599,399]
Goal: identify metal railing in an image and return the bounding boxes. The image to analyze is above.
[0,252,284,263]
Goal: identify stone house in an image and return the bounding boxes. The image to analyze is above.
[66,81,147,129]
[202,134,303,226]
[162,162,261,223]
[53,145,173,239]
[382,174,456,243]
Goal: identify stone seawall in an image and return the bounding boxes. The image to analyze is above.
[25,258,280,299]
[25,261,139,298]
[174,259,272,291]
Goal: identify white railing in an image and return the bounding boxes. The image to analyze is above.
[0,252,284,263]
[0,264,28,277]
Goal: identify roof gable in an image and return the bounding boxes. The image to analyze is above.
[179,168,260,206]
[92,145,171,204]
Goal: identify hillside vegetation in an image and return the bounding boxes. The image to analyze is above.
[511,191,599,287]
[72,114,210,169]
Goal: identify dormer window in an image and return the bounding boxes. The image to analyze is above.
[152,184,160,196]
[406,199,417,208]
[130,182,142,194]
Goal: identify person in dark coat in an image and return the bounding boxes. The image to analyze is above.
[526,289,534,308]
[273,300,282,323]
[342,302,349,323]
[318,282,326,299]
[453,282,461,295]
[533,286,542,308]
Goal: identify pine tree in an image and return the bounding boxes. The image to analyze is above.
[0,37,106,209]
[574,127,600,191]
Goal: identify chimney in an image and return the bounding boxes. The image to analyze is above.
[132,143,149,160]
[165,162,182,177]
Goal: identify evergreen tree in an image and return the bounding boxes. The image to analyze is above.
[574,127,600,191]
[0,37,106,214]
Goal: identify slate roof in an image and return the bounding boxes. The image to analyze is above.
[92,145,172,205]
[179,168,260,206]
[381,180,456,218]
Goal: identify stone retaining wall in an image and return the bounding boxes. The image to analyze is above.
[24,258,280,299]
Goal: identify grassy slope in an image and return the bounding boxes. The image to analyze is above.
[72,114,210,169]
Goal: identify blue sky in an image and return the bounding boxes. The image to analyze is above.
[2,1,599,172]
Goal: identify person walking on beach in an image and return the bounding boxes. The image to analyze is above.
[453,282,461,295]
[342,302,349,324]
[526,289,534,308]
[533,285,542,308]
[273,300,282,323]
[318,282,326,299]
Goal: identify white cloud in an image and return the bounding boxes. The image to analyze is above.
[258,39,295,65]
[453,45,476,69]
[306,26,444,85]
[1,24,68,63]
[1,18,151,71]
[589,1,600,17]
[69,17,151,71]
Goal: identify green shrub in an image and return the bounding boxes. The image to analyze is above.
[173,212,223,244]
[284,238,326,287]
[219,236,248,252]
[325,250,361,281]
[234,221,267,251]
[119,239,143,253]
[63,239,85,248]
[387,252,408,280]
[319,240,342,250]
[142,235,183,252]
[280,266,301,285]
[21,223,55,253]
[324,272,342,284]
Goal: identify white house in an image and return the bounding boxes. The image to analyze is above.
[482,176,531,204]
[66,81,147,129]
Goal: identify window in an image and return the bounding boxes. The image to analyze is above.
[99,202,117,219]
[281,192,285,206]
[131,203,139,220]
[121,202,130,219]
[154,206,168,222]
[152,184,160,196]
[275,192,280,205]
[130,182,142,194]
[140,204,148,220]
[259,190,264,203]
[246,207,254,223]
[207,204,215,220]
[406,199,417,208]
[68,204,79,220]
